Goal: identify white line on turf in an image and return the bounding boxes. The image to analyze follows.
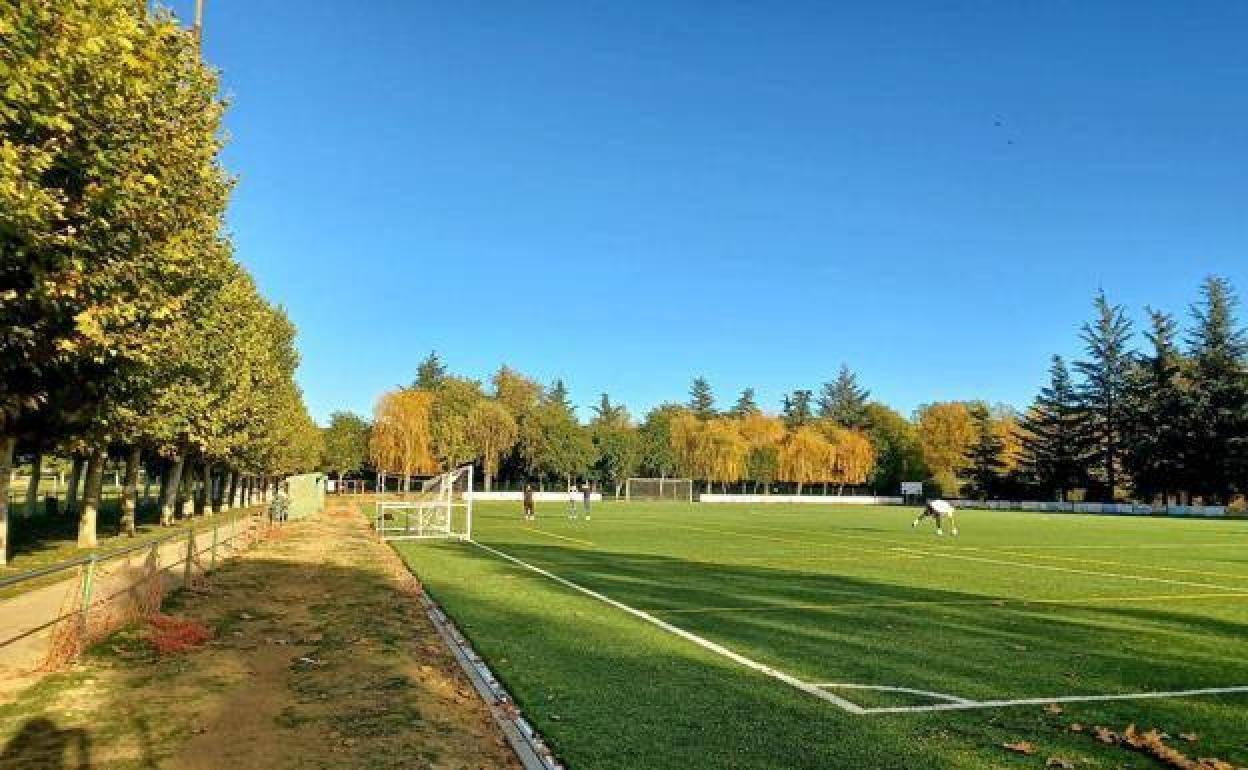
[893,547,1245,593]
[860,685,1248,714]
[815,683,974,705]
[469,540,867,714]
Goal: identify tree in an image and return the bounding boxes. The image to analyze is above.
[1185,276,1248,502]
[778,427,833,495]
[492,366,542,418]
[688,377,716,419]
[518,403,593,486]
[730,388,760,417]
[371,390,436,492]
[637,404,686,479]
[818,365,870,428]
[413,351,448,390]
[782,390,814,428]
[429,377,484,471]
[545,379,573,414]
[1122,311,1192,503]
[1019,356,1087,501]
[817,422,875,493]
[1074,291,1134,501]
[963,404,1006,499]
[323,412,371,485]
[466,400,518,491]
[916,402,977,497]
[697,419,748,492]
[862,402,926,494]
[591,420,641,497]
[590,393,629,427]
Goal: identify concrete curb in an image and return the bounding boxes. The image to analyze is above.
[419,593,563,770]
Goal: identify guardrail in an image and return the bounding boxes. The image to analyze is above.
[699,494,904,505]
[0,506,274,671]
[949,499,1231,517]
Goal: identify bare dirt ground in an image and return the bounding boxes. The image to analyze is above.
[0,500,522,770]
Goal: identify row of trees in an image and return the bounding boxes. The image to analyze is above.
[0,2,322,564]
[330,277,1246,506]
[1020,277,1248,504]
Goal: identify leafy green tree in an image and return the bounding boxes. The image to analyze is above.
[492,366,542,418]
[518,403,593,486]
[1074,291,1134,501]
[1121,312,1192,502]
[591,393,629,427]
[545,379,574,414]
[963,404,1006,499]
[688,377,716,419]
[1019,356,1088,501]
[413,351,448,390]
[429,377,484,471]
[862,402,926,494]
[637,405,686,479]
[1185,276,1248,502]
[323,412,372,485]
[818,365,870,428]
[591,421,641,497]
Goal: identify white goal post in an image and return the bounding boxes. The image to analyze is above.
[624,478,693,503]
[376,465,474,541]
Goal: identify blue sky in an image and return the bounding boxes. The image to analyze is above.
[173,1,1247,423]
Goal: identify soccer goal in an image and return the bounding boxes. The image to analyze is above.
[376,465,474,541]
[624,477,693,503]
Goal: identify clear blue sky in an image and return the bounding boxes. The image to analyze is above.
[175,1,1247,424]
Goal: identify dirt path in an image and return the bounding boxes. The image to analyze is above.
[0,501,522,770]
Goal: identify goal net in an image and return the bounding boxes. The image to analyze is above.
[376,465,474,541]
[624,478,693,503]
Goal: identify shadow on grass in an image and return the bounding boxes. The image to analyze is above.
[0,718,91,769]
[396,537,1248,769]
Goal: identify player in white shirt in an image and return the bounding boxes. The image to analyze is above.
[568,484,579,519]
[913,499,958,536]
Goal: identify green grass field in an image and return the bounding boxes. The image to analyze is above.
[389,501,1248,769]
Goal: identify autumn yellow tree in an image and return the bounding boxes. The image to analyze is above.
[467,400,518,491]
[698,419,749,493]
[371,389,436,493]
[778,427,834,495]
[738,414,786,493]
[916,402,977,496]
[818,422,876,493]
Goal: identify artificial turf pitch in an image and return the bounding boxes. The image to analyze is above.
[388,501,1248,769]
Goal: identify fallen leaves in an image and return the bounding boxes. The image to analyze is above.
[1044,703,1064,715]
[1003,741,1037,755]
[1045,758,1076,769]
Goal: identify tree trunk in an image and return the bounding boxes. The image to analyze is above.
[485,471,493,492]
[24,451,42,517]
[160,455,185,526]
[0,433,16,566]
[142,467,153,510]
[796,481,803,495]
[120,446,141,536]
[66,454,85,514]
[221,470,236,512]
[78,447,105,548]
[200,460,215,515]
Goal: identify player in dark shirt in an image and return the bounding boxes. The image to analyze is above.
[522,483,535,521]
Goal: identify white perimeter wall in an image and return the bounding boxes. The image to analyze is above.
[700,494,903,505]
[473,491,603,502]
[950,499,1228,517]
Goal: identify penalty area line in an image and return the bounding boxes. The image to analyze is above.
[860,685,1248,714]
[468,540,867,714]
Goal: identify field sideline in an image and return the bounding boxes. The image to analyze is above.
[389,500,1248,769]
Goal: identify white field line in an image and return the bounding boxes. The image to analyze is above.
[893,547,1245,593]
[985,547,1248,584]
[647,591,1248,616]
[815,683,974,705]
[469,540,867,714]
[861,685,1248,715]
[511,527,596,547]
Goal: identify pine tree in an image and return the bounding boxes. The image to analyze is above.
[818,365,870,428]
[545,379,574,414]
[1122,311,1192,503]
[782,390,814,428]
[1020,356,1088,501]
[414,351,448,390]
[689,377,716,419]
[1186,276,1248,502]
[591,393,628,426]
[731,388,760,417]
[964,404,1006,499]
[1074,291,1134,501]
